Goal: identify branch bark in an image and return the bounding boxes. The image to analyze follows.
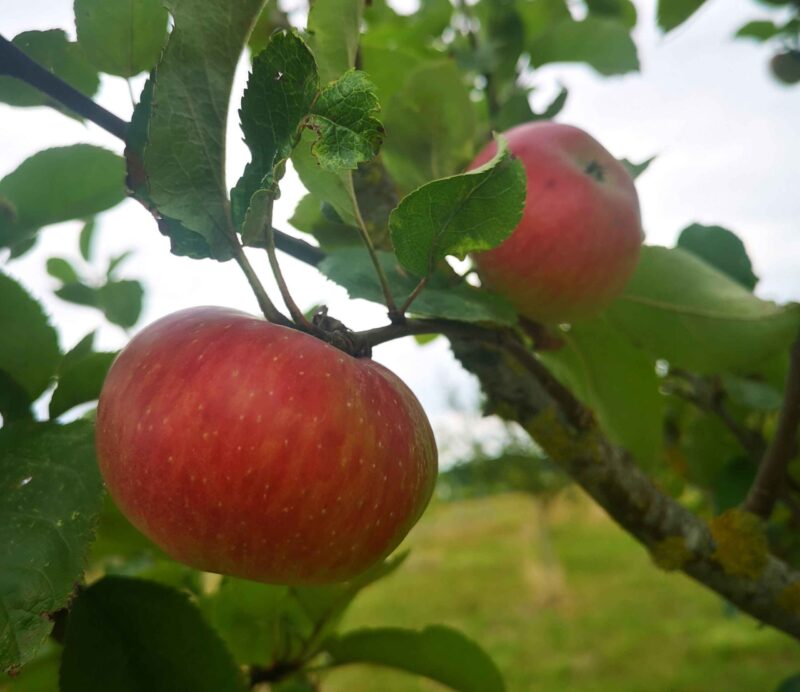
[451,336,800,641]
[0,34,128,140]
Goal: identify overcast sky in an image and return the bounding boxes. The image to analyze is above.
[2,0,799,460]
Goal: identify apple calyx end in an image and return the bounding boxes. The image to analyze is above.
[584,160,605,182]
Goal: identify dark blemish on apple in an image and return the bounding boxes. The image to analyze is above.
[544,178,557,189]
[584,160,605,182]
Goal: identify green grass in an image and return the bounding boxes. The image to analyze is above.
[323,492,799,692]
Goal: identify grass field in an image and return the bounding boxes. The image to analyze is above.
[323,492,799,692]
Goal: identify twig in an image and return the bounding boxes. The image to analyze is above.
[745,332,800,517]
[345,176,400,322]
[0,34,128,140]
[398,277,427,315]
[0,33,326,272]
[666,370,765,460]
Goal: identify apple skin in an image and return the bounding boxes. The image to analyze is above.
[471,121,644,324]
[96,307,437,585]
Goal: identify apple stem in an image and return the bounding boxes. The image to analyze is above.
[345,176,402,323]
[229,241,293,327]
[255,193,320,332]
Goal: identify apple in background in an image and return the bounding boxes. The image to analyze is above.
[471,121,644,324]
[96,307,437,585]
[770,50,800,85]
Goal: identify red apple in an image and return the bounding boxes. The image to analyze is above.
[471,121,644,323]
[96,307,437,584]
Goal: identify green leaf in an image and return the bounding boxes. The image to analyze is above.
[0,145,126,251]
[713,457,757,513]
[107,251,134,277]
[49,351,116,418]
[586,0,638,29]
[776,673,800,692]
[45,257,80,285]
[292,130,357,226]
[721,374,783,411]
[55,282,99,308]
[360,42,424,105]
[657,0,708,33]
[381,61,478,193]
[735,20,782,41]
[0,372,33,423]
[308,70,384,171]
[0,640,59,691]
[0,421,103,674]
[620,155,655,180]
[540,317,664,465]
[62,332,96,370]
[326,625,505,692]
[364,0,453,48]
[604,246,800,374]
[517,0,571,45]
[97,280,144,328]
[89,493,166,564]
[529,17,639,75]
[143,0,265,261]
[60,576,247,692]
[0,30,99,110]
[0,272,60,402]
[389,135,526,277]
[676,224,758,290]
[289,194,358,249]
[291,553,408,637]
[307,0,363,84]
[78,219,97,261]
[681,411,741,486]
[320,247,517,325]
[200,581,309,667]
[232,30,318,227]
[74,0,168,77]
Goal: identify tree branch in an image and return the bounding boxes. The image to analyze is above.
[0,35,327,272]
[0,34,128,140]
[451,335,800,642]
[745,333,800,517]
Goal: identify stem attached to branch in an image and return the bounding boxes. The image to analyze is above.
[258,195,317,331]
[230,240,293,327]
[745,332,800,517]
[0,34,128,140]
[398,277,428,316]
[345,175,401,322]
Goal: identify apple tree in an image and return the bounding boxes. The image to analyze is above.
[1,0,800,690]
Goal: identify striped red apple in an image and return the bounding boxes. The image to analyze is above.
[471,121,644,324]
[96,307,437,584]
